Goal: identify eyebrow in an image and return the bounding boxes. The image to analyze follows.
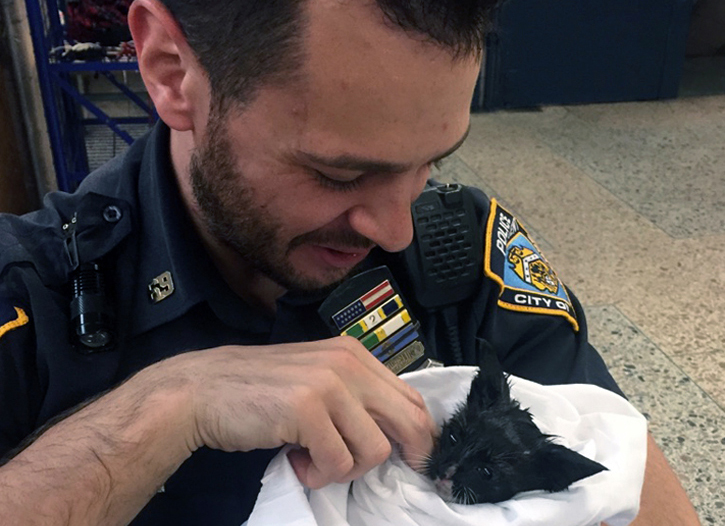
[298,124,471,174]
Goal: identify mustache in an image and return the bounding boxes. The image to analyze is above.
[289,228,375,252]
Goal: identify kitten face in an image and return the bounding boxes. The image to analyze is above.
[424,350,607,505]
[425,390,550,504]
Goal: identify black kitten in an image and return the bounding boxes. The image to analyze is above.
[424,342,607,504]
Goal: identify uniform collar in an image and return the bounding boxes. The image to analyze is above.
[125,122,273,338]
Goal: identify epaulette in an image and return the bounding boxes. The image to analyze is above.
[0,191,133,289]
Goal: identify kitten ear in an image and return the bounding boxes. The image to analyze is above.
[468,339,510,410]
[534,443,608,492]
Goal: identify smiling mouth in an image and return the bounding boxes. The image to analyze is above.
[312,245,372,269]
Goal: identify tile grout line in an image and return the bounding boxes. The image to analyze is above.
[532,107,681,241]
[595,303,725,415]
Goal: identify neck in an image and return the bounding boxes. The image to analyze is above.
[169,128,286,313]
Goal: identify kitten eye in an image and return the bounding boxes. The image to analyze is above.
[448,432,457,444]
[476,466,493,479]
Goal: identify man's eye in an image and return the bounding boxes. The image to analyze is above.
[313,170,362,192]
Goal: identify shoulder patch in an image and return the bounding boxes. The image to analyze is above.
[483,199,579,331]
[0,303,30,340]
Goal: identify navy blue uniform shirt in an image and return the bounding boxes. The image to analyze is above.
[0,123,622,525]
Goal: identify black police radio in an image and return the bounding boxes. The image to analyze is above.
[400,182,483,365]
[402,182,483,309]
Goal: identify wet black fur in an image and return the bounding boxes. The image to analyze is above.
[424,340,607,504]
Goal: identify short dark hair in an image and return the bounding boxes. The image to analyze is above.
[159,0,498,107]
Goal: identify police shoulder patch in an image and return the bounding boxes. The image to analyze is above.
[483,199,579,332]
[0,302,30,341]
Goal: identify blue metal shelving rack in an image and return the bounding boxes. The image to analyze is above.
[25,0,155,192]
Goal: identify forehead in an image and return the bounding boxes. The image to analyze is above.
[253,0,481,165]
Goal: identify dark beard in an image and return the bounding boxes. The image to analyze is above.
[189,116,373,293]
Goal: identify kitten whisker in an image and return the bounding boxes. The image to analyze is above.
[467,487,478,506]
[401,451,432,464]
[394,441,432,455]
[393,443,435,476]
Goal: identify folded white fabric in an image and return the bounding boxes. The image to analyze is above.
[245,366,647,526]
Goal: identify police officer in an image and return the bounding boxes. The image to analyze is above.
[0,1,700,525]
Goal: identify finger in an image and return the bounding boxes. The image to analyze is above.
[327,390,393,482]
[366,396,436,471]
[297,387,391,486]
[270,335,427,413]
[316,337,437,469]
[287,447,313,482]
[297,415,354,489]
[326,336,430,411]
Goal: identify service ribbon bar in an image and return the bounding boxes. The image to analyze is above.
[343,295,404,339]
[359,309,411,350]
[371,323,419,361]
[332,280,394,330]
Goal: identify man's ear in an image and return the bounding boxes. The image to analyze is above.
[128,0,206,131]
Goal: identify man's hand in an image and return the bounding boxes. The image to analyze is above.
[181,335,436,488]
[0,336,435,525]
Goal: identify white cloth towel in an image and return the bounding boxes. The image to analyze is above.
[245,366,647,526]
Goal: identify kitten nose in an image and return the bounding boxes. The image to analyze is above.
[435,478,453,500]
[444,466,457,479]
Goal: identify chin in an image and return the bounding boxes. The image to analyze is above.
[281,261,361,295]
[287,256,351,285]
[293,269,351,292]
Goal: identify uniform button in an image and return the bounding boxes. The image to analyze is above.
[103,205,122,223]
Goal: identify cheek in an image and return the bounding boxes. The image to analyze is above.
[234,151,355,237]
[263,181,353,236]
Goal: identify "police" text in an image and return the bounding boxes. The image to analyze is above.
[496,212,513,256]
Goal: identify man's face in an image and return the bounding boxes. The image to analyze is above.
[188,0,480,293]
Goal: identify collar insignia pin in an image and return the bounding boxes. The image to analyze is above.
[149,271,175,303]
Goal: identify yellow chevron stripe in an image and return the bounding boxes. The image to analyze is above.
[0,307,29,340]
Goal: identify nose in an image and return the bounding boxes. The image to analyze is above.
[347,167,429,253]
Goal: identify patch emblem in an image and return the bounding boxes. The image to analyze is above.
[0,304,29,340]
[484,199,578,331]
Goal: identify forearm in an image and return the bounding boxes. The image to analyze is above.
[628,433,700,526]
[0,362,196,526]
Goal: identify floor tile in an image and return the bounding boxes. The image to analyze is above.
[673,349,725,409]
[585,305,725,523]
[483,102,725,239]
